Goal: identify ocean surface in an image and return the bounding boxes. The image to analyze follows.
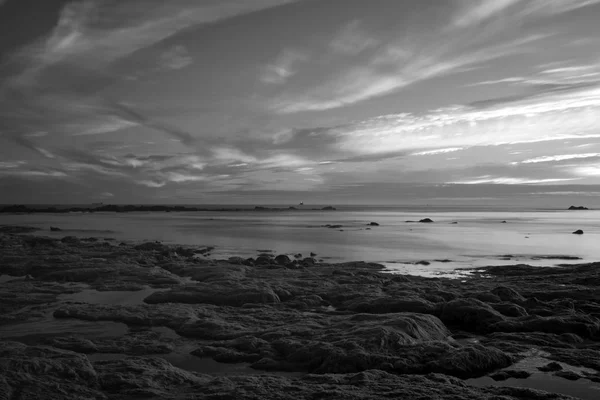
[1,207,599,277]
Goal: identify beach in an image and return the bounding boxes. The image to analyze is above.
[1,223,600,399]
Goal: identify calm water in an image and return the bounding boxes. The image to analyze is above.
[1,208,599,275]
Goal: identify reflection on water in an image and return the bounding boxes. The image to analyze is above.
[468,374,600,400]
[58,287,164,306]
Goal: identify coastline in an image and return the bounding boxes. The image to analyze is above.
[1,226,600,399]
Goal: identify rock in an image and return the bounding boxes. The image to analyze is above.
[490,370,531,381]
[415,261,430,266]
[50,226,62,231]
[368,222,380,226]
[419,218,434,223]
[554,370,581,380]
[439,298,506,332]
[343,296,437,314]
[61,235,80,244]
[538,362,563,372]
[0,341,104,398]
[134,241,166,251]
[321,206,336,210]
[255,255,273,265]
[491,286,526,304]
[568,206,589,210]
[274,255,291,265]
[490,314,600,338]
[143,283,281,306]
[93,356,206,396]
[572,229,584,235]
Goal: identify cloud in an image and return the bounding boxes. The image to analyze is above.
[573,165,600,177]
[11,0,300,81]
[138,180,166,188]
[0,169,68,178]
[270,32,552,113]
[412,148,464,156]
[329,20,379,56]
[0,161,27,169]
[453,0,521,28]
[159,45,193,70]
[450,176,581,185]
[261,49,308,84]
[519,153,600,164]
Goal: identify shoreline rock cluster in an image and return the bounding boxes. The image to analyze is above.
[1,226,599,399]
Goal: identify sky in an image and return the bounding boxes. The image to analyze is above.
[1,0,600,206]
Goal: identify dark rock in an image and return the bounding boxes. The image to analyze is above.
[321,206,336,210]
[368,222,380,226]
[490,370,531,381]
[61,235,80,244]
[50,226,62,231]
[538,362,563,372]
[143,283,281,307]
[568,206,589,210]
[255,256,273,265]
[554,370,581,380]
[572,229,584,235]
[274,255,292,265]
[439,298,506,332]
[419,218,434,223]
[415,261,430,266]
[491,286,526,304]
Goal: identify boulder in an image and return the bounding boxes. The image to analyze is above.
[572,229,584,235]
[274,255,291,265]
[439,298,506,332]
[419,218,434,223]
[368,222,380,226]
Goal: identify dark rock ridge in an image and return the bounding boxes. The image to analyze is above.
[1,228,599,399]
[568,205,589,210]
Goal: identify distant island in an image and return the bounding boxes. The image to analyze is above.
[568,205,590,210]
[0,204,337,214]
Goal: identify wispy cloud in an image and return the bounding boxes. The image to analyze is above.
[159,45,193,70]
[450,176,581,185]
[270,29,552,113]
[412,148,464,156]
[453,0,521,28]
[329,20,379,56]
[261,49,308,84]
[519,153,600,164]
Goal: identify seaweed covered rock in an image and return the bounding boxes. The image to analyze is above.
[439,298,506,332]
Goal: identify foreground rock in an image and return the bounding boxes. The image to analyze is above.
[0,341,579,399]
[2,228,600,399]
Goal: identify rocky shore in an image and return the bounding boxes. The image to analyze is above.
[1,225,599,399]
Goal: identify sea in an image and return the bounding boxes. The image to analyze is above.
[1,204,598,277]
